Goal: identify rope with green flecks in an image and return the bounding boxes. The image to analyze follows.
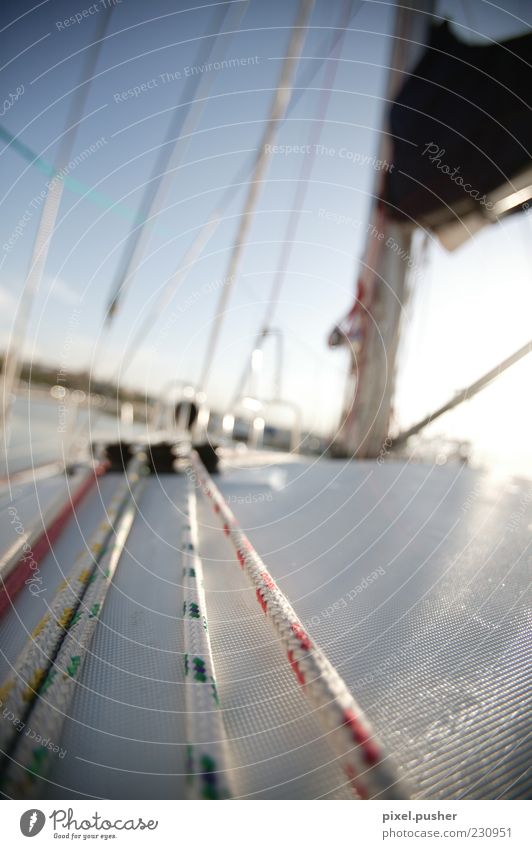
[182,465,233,800]
[191,452,411,801]
[1,477,146,796]
[0,453,147,787]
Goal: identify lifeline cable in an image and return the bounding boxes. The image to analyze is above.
[191,452,411,800]
[0,453,146,762]
[1,475,147,797]
[182,465,233,800]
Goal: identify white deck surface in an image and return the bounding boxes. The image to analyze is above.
[0,453,530,799]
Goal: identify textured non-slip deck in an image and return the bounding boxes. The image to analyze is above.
[1,455,530,799]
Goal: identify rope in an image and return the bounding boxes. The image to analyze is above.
[1,475,146,797]
[197,0,315,392]
[191,452,410,800]
[0,453,146,769]
[0,461,108,618]
[182,466,232,799]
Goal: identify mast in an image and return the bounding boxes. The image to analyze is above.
[334,1,434,458]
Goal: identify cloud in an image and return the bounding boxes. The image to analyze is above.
[0,286,16,316]
[44,276,81,307]
[0,275,80,321]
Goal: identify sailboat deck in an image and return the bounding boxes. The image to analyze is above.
[0,454,530,799]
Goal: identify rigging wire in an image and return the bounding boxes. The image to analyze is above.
[0,7,115,440]
[0,9,364,242]
[107,3,366,385]
[70,0,314,452]
[102,0,250,327]
[392,338,532,446]
[196,0,317,392]
[229,0,355,407]
[89,0,250,398]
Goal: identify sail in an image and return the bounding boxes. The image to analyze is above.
[383,21,532,239]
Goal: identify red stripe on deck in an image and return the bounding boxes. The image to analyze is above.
[0,463,107,618]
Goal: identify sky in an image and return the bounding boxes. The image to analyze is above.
[0,0,531,477]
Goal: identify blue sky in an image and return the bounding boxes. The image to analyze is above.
[1,0,531,475]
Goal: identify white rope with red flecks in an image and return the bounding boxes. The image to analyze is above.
[190,452,410,800]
